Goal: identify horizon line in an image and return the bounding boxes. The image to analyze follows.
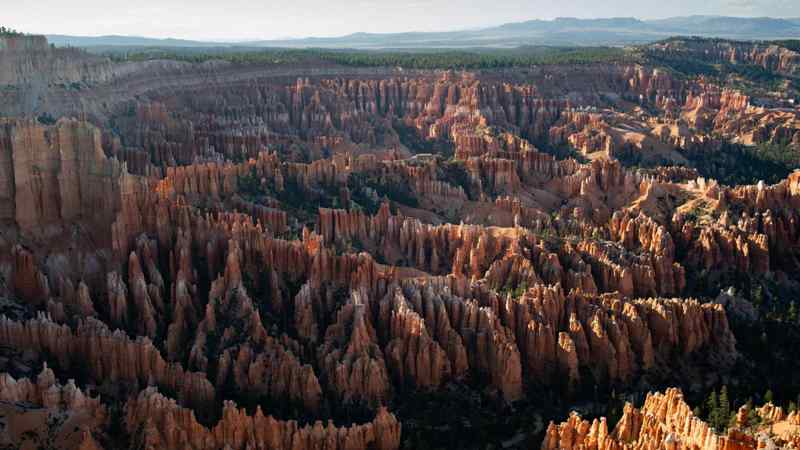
[12,14,800,44]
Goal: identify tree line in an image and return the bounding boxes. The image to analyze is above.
[101,45,635,70]
[697,385,800,432]
[0,26,24,37]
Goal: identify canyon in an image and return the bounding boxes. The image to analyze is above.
[0,34,798,449]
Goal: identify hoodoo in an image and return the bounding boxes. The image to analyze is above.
[0,18,798,450]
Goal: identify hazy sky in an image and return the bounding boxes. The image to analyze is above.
[6,0,800,41]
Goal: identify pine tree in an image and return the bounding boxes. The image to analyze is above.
[0,26,22,37]
[719,386,731,430]
[765,389,774,404]
[751,285,764,307]
[707,390,719,430]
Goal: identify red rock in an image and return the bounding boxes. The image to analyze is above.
[125,387,401,450]
[544,388,765,450]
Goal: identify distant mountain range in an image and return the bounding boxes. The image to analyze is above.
[47,16,800,49]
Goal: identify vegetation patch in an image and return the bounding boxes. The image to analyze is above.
[687,142,799,186]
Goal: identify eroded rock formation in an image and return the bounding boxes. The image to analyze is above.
[0,34,797,450]
[542,388,772,450]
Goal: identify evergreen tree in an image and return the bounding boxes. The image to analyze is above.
[718,386,731,430]
[0,26,23,37]
[707,390,719,430]
[764,389,774,404]
[751,285,764,308]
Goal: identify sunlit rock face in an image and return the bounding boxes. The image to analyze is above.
[542,388,778,450]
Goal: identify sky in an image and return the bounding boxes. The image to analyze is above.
[5,0,800,41]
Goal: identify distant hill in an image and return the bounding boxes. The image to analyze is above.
[647,16,800,35]
[47,15,800,49]
[46,34,225,48]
